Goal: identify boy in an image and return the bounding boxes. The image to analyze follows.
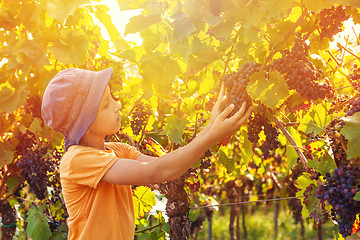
[41,67,252,239]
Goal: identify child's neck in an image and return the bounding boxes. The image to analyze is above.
[78,135,106,150]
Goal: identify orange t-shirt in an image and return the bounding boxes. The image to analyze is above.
[60,142,141,240]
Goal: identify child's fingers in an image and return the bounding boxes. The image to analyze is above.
[230,102,247,120]
[218,103,235,120]
[235,105,254,127]
[218,84,226,100]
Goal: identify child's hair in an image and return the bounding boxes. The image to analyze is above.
[41,68,113,149]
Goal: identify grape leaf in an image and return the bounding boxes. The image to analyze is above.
[160,115,188,144]
[49,29,89,65]
[0,82,28,113]
[0,140,14,168]
[299,102,335,135]
[172,13,195,41]
[306,140,337,175]
[338,0,360,8]
[133,186,156,219]
[51,222,68,240]
[307,154,336,176]
[26,204,52,240]
[239,131,253,166]
[354,191,360,201]
[46,0,90,23]
[30,118,43,133]
[125,14,161,35]
[94,5,121,42]
[286,127,302,170]
[341,112,360,159]
[295,173,317,218]
[259,0,293,20]
[247,70,289,109]
[302,0,335,13]
[218,149,235,174]
[140,55,181,96]
[303,183,327,223]
[209,17,236,41]
[5,176,21,194]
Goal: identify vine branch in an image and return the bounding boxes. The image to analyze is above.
[274,117,308,166]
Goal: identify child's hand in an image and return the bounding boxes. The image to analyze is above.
[206,100,253,145]
[208,84,228,126]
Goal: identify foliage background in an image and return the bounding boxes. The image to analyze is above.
[1,0,360,239]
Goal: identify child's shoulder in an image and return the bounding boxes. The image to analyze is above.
[104,142,135,152]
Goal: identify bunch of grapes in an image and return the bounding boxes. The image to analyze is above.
[285,161,304,223]
[347,64,360,92]
[24,95,42,119]
[325,119,347,167]
[260,122,280,159]
[346,96,360,116]
[267,33,334,101]
[317,165,360,238]
[130,102,152,135]
[200,149,212,170]
[318,6,350,39]
[246,105,279,158]
[222,61,261,115]
[15,132,60,200]
[247,111,267,143]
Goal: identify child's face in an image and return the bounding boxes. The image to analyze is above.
[87,85,122,137]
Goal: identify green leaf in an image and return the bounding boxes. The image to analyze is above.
[286,127,302,170]
[49,29,89,65]
[302,0,335,13]
[140,55,181,96]
[51,222,68,240]
[307,153,337,176]
[209,17,236,41]
[133,186,156,219]
[5,176,21,194]
[125,14,161,35]
[341,112,360,159]
[247,70,289,109]
[94,5,121,42]
[160,115,188,144]
[354,191,360,201]
[303,183,327,223]
[295,173,317,218]
[239,131,253,166]
[30,118,43,133]
[46,0,90,23]
[298,102,335,135]
[259,0,293,19]
[0,82,28,113]
[172,13,195,41]
[338,0,360,8]
[219,149,235,174]
[26,204,52,240]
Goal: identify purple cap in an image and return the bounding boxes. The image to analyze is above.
[41,68,113,150]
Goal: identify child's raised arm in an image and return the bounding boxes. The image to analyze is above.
[102,90,253,185]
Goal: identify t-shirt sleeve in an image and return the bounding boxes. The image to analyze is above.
[104,142,141,160]
[62,147,118,189]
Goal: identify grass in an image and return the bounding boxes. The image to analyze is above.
[192,203,360,240]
